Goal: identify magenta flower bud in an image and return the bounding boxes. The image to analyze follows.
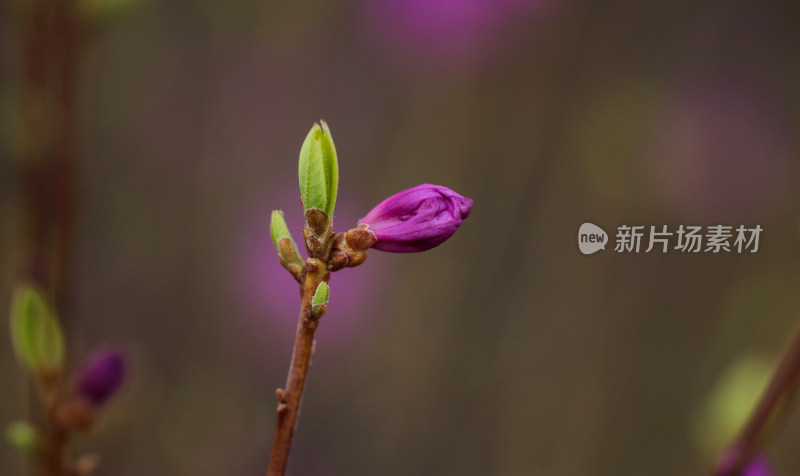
[358,184,472,253]
[76,350,125,406]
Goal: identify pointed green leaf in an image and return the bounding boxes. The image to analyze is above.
[312,282,329,307]
[298,121,339,217]
[270,209,304,272]
[270,210,293,249]
[9,285,65,372]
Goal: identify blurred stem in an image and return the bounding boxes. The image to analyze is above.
[51,0,80,317]
[20,0,81,318]
[38,372,69,476]
[717,321,800,475]
[19,0,82,474]
[267,259,328,476]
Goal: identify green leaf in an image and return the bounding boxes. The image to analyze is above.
[298,121,339,217]
[692,354,772,455]
[270,210,293,249]
[312,282,329,307]
[9,285,65,372]
[6,421,40,452]
[270,210,304,274]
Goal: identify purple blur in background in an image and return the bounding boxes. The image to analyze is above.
[77,350,126,406]
[716,451,774,476]
[648,81,789,221]
[233,189,389,360]
[744,457,775,476]
[359,184,473,253]
[362,0,567,68]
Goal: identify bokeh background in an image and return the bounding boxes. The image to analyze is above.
[2,0,800,474]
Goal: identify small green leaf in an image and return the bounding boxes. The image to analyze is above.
[298,121,339,217]
[6,421,40,452]
[270,210,293,249]
[312,282,329,307]
[692,354,772,455]
[9,285,65,372]
[270,210,304,276]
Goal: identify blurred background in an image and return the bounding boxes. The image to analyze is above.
[2,0,800,474]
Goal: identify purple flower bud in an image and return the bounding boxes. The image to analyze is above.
[76,350,125,406]
[359,184,472,253]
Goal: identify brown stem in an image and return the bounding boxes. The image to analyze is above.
[51,0,81,317]
[267,260,329,476]
[716,322,800,475]
[20,0,50,288]
[36,371,70,476]
[18,0,82,474]
[43,426,68,476]
[19,0,80,317]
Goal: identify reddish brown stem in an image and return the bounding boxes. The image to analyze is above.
[18,0,82,474]
[267,260,328,476]
[51,0,81,316]
[716,322,800,475]
[19,0,80,314]
[35,371,70,476]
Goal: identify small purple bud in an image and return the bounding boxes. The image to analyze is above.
[76,350,125,406]
[359,184,472,253]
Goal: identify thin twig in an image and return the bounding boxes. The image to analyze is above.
[267,259,328,476]
[37,371,69,476]
[19,0,80,322]
[19,0,82,473]
[716,321,800,475]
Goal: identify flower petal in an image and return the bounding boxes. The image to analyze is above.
[359,184,472,253]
